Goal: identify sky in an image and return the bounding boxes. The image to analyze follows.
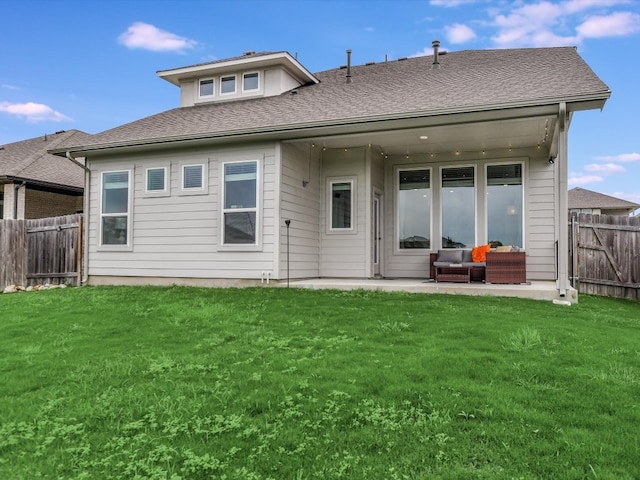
[2,0,640,206]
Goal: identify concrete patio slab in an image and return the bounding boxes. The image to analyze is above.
[282,278,577,304]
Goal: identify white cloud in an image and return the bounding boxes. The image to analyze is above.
[564,0,632,14]
[446,23,477,43]
[577,11,640,38]
[595,152,640,162]
[2,84,20,90]
[0,101,71,123]
[492,1,582,47]
[568,174,604,185]
[486,1,640,48]
[584,163,626,174]
[118,22,197,53]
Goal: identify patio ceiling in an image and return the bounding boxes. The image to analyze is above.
[291,115,557,158]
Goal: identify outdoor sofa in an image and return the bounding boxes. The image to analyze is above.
[429,246,526,284]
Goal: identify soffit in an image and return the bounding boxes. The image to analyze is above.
[287,115,556,157]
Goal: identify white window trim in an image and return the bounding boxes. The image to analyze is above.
[484,160,525,249]
[327,177,356,234]
[181,163,207,194]
[395,165,432,255]
[99,169,132,251]
[439,164,477,249]
[219,159,261,251]
[144,166,169,197]
[220,74,237,95]
[242,71,260,92]
[198,78,215,99]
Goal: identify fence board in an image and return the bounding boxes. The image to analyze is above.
[571,213,640,301]
[0,219,27,288]
[0,214,82,289]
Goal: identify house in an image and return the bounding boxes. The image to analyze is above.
[569,187,639,217]
[1,130,90,219]
[51,44,610,298]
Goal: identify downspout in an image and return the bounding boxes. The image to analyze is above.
[557,103,569,297]
[66,151,91,286]
[13,181,26,219]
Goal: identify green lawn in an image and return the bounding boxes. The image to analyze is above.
[1,286,639,479]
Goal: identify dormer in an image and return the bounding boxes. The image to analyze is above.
[157,51,319,107]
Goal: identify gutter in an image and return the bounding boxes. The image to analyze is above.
[66,151,90,286]
[50,91,611,157]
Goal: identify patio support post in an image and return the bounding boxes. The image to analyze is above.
[557,102,569,297]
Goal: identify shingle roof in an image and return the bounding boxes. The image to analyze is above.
[55,46,610,153]
[0,130,90,190]
[568,187,640,210]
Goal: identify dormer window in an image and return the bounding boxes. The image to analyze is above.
[159,51,320,108]
[199,78,214,98]
[220,75,236,95]
[243,72,259,92]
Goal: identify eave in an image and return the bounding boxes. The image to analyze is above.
[50,91,610,158]
[157,51,320,86]
[0,175,83,194]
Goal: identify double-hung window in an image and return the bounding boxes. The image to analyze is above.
[398,168,431,249]
[223,161,258,245]
[441,166,475,248]
[486,163,523,247]
[101,171,130,246]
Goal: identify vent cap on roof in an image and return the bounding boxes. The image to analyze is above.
[432,40,440,69]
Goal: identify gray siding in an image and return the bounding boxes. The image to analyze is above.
[320,148,367,278]
[86,144,278,281]
[279,142,321,279]
[526,154,557,280]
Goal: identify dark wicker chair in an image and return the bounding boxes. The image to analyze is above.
[485,251,526,284]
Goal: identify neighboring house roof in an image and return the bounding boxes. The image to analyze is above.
[0,130,90,191]
[52,46,610,154]
[568,187,640,211]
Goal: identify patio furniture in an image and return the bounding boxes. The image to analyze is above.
[430,249,486,283]
[435,264,471,283]
[429,249,526,284]
[485,251,526,284]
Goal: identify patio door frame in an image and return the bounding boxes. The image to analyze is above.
[373,191,383,277]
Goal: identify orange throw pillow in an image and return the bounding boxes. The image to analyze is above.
[471,244,491,262]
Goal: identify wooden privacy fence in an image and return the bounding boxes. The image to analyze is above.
[0,214,82,289]
[569,213,640,301]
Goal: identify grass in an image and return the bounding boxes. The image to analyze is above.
[1,285,639,479]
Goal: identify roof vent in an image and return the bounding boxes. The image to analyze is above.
[243,50,256,56]
[346,49,352,84]
[432,40,440,69]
